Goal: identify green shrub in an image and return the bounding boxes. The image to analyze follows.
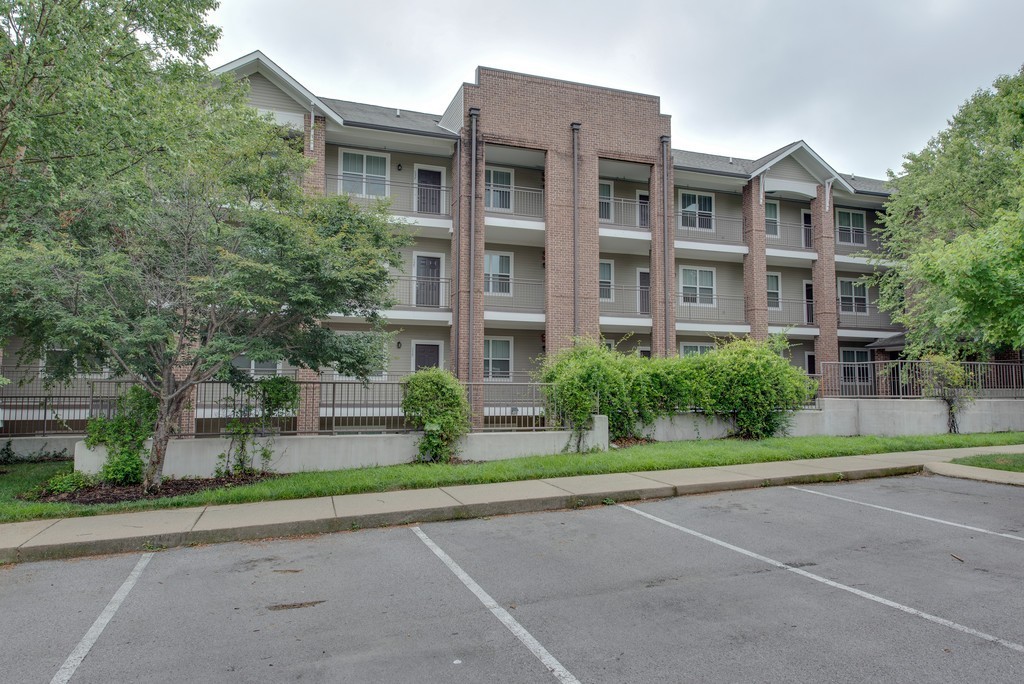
[402,368,470,462]
[216,375,300,476]
[0,440,15,465]
[42,470,97,494]
[86,386,159,485]
[539,342,629,439]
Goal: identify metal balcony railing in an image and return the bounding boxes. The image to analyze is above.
[599,284,654,317]
[835,229,881,255]
[767,298,815,326]
[483,278,545,313]
[837,303,898,330]
[675,294,746,324]
[766,221,815,251]
[674,214,744,245]
[599,196,651,231]
[818,360,1024,399]
[484,184,545,219]
[326,175,453,217]
[391,276,451,310]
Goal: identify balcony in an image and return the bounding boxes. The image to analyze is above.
[327,175,452,218]
[766,221,814,251]
[675,214,743,245]
[599,285,653,318]
[767,298,815,326]
[484,184,545,220]
[835,230,881,256]
[676,294,746,324]
[483,279,545,313]
[599,197,651,232]
[837,303,898,330]
[391,276,451,310]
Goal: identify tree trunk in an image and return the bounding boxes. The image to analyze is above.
[143,394,186,493]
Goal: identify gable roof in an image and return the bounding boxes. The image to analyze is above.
[319,98,456,139]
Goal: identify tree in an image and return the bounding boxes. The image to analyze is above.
[876,67,1024,357]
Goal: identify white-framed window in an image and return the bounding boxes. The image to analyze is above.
[598,181,614,222]
[678,191,714,231]
[766,272,782,309]
[837,209,867,245]
[838,278,868,314]
[41,349,108,379]
[841,348,872,386]
[680,343,714,357]
[340,149,389,197]
[485,167,513,211]
[599,259,615,301]
[637,346,652,359]
[484,252,513,295]
[231,356,282,377]
[678,265,715,306]
[483,337,512,380]
[765,200,780,238]
[409,339,444,373]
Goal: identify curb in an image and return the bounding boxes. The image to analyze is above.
[923,461,1024,487]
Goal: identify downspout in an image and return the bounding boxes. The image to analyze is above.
[309,103,316,151]
[661,135,672,354]
[571,122,581,337]
[468,108,480,380]
[451,138,461,368]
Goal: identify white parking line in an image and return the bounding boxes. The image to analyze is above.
[411,527,581,684]
[51,553,155,684]
[789,486,1024,542]
[620,505,1024,654]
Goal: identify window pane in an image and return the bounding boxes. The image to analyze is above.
[598,183,611,199]
[498,255,511,274]
[681,268,696,286]
[231,355,251,371]
[599,262,612,281]
[767,274,779,291]
[698,195,713,213]
[342,153,363,174]
[698,270,713,288]
[490,339,510,358]
[851,212,865,229]
[765,203,778,220]
[365,155,387,177]
[252,360,278,375]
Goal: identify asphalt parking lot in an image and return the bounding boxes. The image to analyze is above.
[3,474,1023,683]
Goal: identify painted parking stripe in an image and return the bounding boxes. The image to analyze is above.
[51,553,155,684]
[620,505,1024,654]
[789,486,1024,542]
[412,527,581,684]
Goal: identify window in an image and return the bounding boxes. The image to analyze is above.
[231,356,281,377]
[598,181,614,222]
[841,348,872,387]
[680,343,714,356]
[766,272,781,309]
[341,150,388,197]
[42,349,107,378]
[599,260,614,301]
[837,209,867,245]
[679,191,714,231]
[678,266,715,305]
[765,201,780,238]
[484,252,512,295]
[839,279,868,314]
[483,338,512,379]
[485,167,513,211]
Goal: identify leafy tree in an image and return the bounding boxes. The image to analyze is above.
[876,67,1024,357]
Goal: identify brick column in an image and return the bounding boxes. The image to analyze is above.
[742,177,768,340]
[172,364,196,438]
[811,183,839,365]
[295,367,321,435]
[874,349,892,397]
[649,146,676,357]
[302,113,326,196]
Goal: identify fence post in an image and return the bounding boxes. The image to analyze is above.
[295,367,321,435]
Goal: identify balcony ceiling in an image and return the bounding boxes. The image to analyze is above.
[485,145,545,169]
[673,170,746,194]
[326,123,455,157]
[599,159,650,183]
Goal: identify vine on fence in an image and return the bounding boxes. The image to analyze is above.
[216,375,300,476]
[85,386,159,485]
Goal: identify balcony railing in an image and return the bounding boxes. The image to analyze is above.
[676,294,746,324]
[835,230,880,256]
[767,298,815,326]
[484,184,545,219]
[483,278,545,313]
[326,175,452,217]
[766,221,814,251]
[837,303,898,330]
[599,284,653,317]
[674,214,744,245]
[391,276,451,310]
[818,360,1024,399]
[599,197,651,231]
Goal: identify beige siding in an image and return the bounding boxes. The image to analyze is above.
[325,146,452,184]
[398,238,452,278]
[715,192,743,222]
[484,328,544,377]
[778,199,811,226]
[771,267,814,301]
[768,156,817,184]
[599,253,650,288]
[483,243,544,283]
[247,73,305,116]
[603,333,652,354]
[786,340,814,369]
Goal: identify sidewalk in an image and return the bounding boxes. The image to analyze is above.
[3,444,1022,565]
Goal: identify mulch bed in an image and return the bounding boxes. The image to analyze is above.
[31,472,279,505]
[611,436,657,449]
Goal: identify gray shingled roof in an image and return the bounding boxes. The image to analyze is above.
[840,173,891,196]
[320,98,455,138]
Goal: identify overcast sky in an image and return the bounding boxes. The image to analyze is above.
[207,0,1024,180]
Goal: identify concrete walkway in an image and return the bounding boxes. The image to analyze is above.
[3,444,1022,565]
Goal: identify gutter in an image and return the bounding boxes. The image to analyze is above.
[468,108,480,381]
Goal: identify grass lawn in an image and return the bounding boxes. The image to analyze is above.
[951,453,1024,473]
[3,431,1024,524]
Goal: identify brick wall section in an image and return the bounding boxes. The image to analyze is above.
[873,349,892,396]
[741,177,768,339]
[302,114,326,196]
[811,184,839,365]
[452,121,486,386]
[458,69,672,357]
[295,367,321,434]
[172,363,196,438]
[649,151,676,357]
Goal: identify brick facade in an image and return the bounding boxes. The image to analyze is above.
[741,177,769,340]
[811,183,839,365]
[295,367,321,435]
[302,114,326,196]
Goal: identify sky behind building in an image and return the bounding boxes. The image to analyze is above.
[206,0,1024,180]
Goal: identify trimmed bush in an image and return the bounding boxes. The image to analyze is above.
[402,368,471,462]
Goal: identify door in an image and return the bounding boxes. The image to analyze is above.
[415,255,441,307]
[802,211,814,249]
[638,270,651,315]
[414,343,440,371]
[637,192,650,228]
[804,281,815,324]
[416,168,442,214]
[806,352,817,375]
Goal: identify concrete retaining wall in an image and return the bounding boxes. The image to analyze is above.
[2,436,81,460]
[75,415,609,478]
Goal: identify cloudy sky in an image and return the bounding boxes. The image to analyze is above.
[207,0,1023,180]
